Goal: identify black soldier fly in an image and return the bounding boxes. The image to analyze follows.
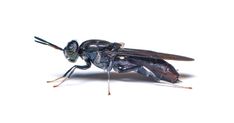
[34,36,194,95]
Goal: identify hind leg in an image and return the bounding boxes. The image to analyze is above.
[113,64,192,89]
[135,66,161,81]
[113,62,160,81]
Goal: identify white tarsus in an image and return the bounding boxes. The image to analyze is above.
[47,76,68,87]
[157,81,192,89]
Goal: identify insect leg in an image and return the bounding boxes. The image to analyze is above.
[114,62,192,89]
[155,81,192,89]
[107,60,114,95]
[47,66,75,83]
[135,66,192,89]
[48,60,91,87]
[113,62,159,81]
[135,66,160,81]
[50,66,76,87]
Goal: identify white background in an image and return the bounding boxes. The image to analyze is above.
[0,0,233,123]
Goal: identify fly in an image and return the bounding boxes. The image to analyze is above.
[34,36,194,95]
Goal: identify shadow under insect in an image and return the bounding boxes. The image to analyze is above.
[68,72,194,83]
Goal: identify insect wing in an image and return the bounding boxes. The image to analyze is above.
[116,48,194,61]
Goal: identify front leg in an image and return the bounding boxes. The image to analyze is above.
[47,60,91,87]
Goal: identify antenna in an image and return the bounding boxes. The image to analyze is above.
[34,36,63,51]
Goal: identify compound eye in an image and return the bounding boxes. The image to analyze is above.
[64,40,79,62]
[66,40,79,52]
[68,42,76,51]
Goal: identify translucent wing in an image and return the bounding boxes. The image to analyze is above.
[116,48,194,61]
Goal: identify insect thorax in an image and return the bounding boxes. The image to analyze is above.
[86,51,110,70]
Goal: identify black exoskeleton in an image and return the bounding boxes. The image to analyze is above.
[35,36,194,94]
